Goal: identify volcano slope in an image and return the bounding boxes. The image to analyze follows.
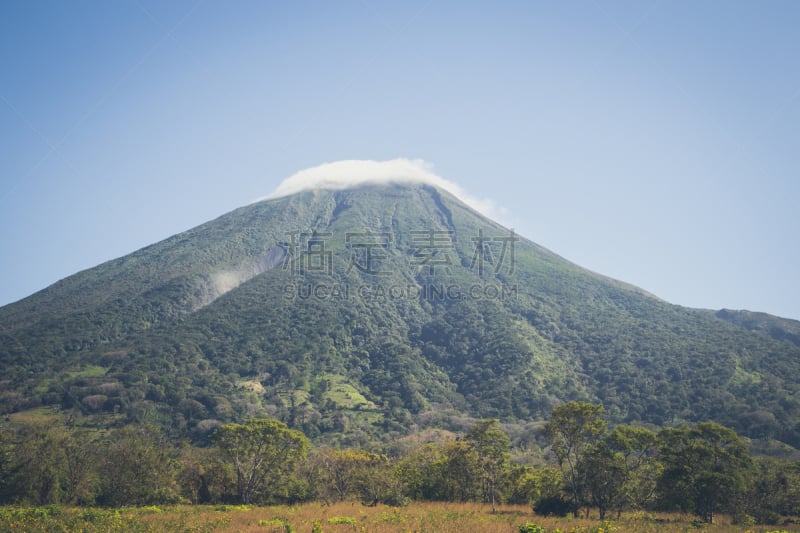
[2,183,799,447]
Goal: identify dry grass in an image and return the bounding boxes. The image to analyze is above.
[3,502,800,532]
[132,502,800,533]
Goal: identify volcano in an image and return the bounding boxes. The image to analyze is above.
[2,163,800,447]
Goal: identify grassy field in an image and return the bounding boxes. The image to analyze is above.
[0,502,798,533]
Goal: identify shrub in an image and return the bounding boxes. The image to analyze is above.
[533,495,576,517]
[753,510,781,525]
[518,523,546,533]
[381,492,411,507]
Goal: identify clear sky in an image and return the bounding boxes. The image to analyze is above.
[1,1,799,319]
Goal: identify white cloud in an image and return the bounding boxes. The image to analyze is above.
[259,158,502,219]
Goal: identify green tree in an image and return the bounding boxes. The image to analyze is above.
[544,401,606,516]
[59,426,98,505]
[607,425,661,513]
[176,446,223,504]
[657,422,752,523]
[510,465,563,508]
[12,425,66,504]
[395,443,444,501]
[529,465,564,503]
[308,448,390,503]
[742,457,800,524]
[0,426,14,503]
[437,440,481,502]
[8,423,98,505]
[212,418,309,504]
[98,425,179,506]
[578,442,626,520]
[466,419,511,512]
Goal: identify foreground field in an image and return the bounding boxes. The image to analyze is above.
[1,503,799,533]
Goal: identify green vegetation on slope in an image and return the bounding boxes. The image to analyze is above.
[1,184,800,450]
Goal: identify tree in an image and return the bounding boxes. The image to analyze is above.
[607,425,660,513]
[176,446,222,504]
[98,426,179,506]
[742,457,800,524]
[59,426,99,505]
[530,466,575,517]
[513,465,567,514]
[9,423,98,505]
[544,401,606,516]
[466,419,511,512]
[12,425,66,504]
[437,440,481,502]
[0,426,14,503]
[657,422,752,523]
[395,443,443,501]
[309,448,391,503]
[213,418,309,504]
[578,442,626,520]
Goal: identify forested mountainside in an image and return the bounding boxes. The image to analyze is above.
[2,183,799,449]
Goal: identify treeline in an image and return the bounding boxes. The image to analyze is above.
[1,403,799,526]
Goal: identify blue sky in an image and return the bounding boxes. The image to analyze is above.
[1,1,799,319]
